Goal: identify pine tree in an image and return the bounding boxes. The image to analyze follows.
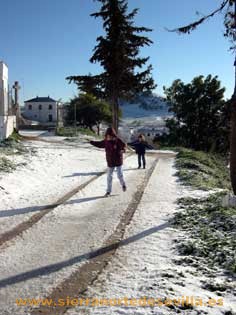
[168,0,236,194]
[67,0,156,131]
[67,73,105,99]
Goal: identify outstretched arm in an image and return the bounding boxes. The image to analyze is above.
[90,140,105,148]
[127,140,138,146]
[127,141,138,149]
[145,142,154,150]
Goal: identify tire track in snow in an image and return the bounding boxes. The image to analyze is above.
[0,174,104,249]
[30,156,159,315]
[0,153,132,249]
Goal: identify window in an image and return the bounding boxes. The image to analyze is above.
[49,104,53,110]
[39,104,42,110]
[48,114,53,122]
[28,105,32,110]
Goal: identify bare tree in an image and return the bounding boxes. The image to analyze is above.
[168,0,236,194]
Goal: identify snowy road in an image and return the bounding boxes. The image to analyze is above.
[0,138,157,315]
[67,158,235,315]
[0,139,106,238]
[0,139,234,315]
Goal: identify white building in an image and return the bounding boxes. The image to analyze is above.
[0,62,8,116]
[130,126,169,142]
[24,96,58,125]
[0,61,16,140]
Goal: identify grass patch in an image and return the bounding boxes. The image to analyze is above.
[172,193,236,275]
[7,129,23,142]
[175,148,230,190]
[0,130,28,155]
[0,131,33,173]
[0,157,17,172]
[154,145,182,152]
[56,127,98,137]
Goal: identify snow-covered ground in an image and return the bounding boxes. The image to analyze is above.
[0,136,234,315]
[19,130,48,138]
[0,138,106,236]
[0,139,159,315]
[67,158,235,315]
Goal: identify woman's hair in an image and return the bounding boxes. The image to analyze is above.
[105,127,117,138]
[138,134,145,141]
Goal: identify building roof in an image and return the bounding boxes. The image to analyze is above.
[25,96,57,103]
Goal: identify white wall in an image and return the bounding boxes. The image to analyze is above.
[24,101,57,124]
[0,116,16,140]
[0,62,9,116]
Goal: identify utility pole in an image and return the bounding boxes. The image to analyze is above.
[74,101,77,135]
[56,99,60,130]
[12,81,21,131]
[56,102,59,130]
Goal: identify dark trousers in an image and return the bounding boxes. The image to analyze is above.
[138,153,146,168]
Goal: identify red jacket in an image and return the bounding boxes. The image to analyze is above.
[90,138,126,167]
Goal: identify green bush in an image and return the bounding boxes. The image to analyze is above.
[56,127,97,137]
[175,148,230,190]
[0,157,17,172]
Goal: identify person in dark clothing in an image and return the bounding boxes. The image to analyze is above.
[90,127,127,197]
[128,134,154,169]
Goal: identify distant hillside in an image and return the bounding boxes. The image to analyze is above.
[134,93,169,110]
[120,93,171,119]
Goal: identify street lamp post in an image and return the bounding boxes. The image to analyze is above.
[12,81,21,131]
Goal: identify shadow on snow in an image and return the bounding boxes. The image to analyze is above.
[0,222,169,289]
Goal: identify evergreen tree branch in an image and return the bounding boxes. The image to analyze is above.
[167,0,229,34]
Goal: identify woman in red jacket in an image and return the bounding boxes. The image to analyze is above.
[90,127,127,197]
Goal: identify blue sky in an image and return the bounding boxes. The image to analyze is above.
[0,0,234,103]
